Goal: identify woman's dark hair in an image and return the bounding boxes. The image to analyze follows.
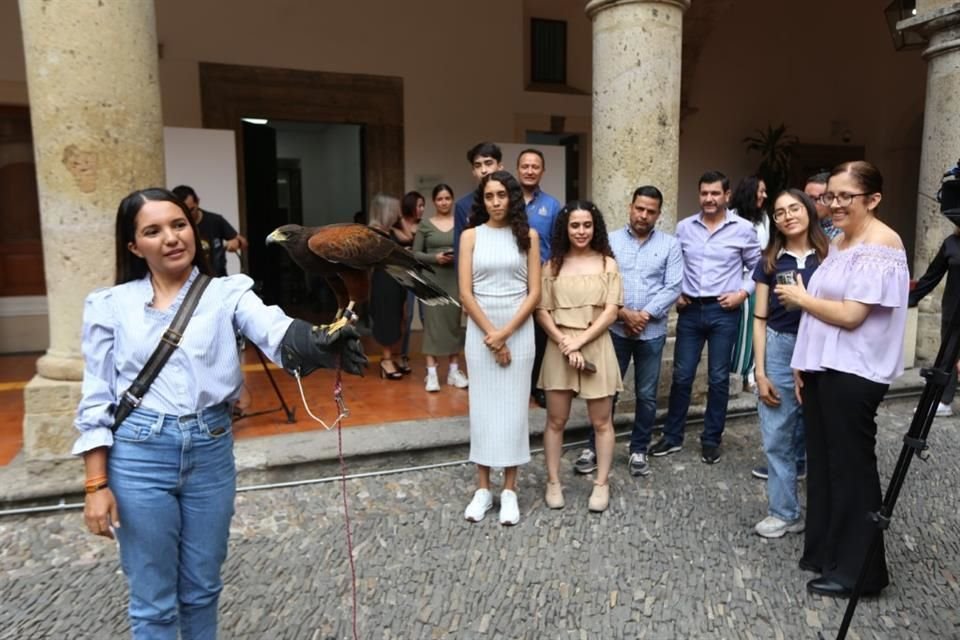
[468,170,530,253]
[831,160,883,196]
[115,187,211,284]
[549,200,614,275]
[730,175,767,225]
[432,183,454,200]
[763,189,830,275]
[401,191,424,218]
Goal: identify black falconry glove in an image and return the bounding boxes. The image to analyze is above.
[280,319,368,377]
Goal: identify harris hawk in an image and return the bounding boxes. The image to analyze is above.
[266,223,459,329]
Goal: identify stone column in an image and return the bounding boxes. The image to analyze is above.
[900,2,960,362]
[586,0,689,230]
[18,0,165,460]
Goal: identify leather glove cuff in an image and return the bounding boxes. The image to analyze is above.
[279,319,367,377]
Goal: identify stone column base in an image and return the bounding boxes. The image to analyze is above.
[23,375,83,462]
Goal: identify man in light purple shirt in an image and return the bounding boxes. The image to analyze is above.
[649,170,761,464]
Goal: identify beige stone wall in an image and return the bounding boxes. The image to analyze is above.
[151,0,593,207]
[919,0,960,12]
[1,0,925,235]
[0,0,931,372]
[676,0,925,259]
[523,0,593,92]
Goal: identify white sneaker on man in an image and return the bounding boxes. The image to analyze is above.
[425,370,441,392]
[936,402,954,417]
[464,489,493,522]
[499,489,520,526]
[754,515,805,539]
[447,369,469,388]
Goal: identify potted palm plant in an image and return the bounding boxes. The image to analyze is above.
[743,123,798,196]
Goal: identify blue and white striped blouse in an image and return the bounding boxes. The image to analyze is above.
[72,268,293,455]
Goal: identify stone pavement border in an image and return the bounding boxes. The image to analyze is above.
[0,369,926,507]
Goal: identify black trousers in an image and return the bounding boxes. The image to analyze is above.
[939,313,959,404]
[531,321,547,393]
[801,370,890,592]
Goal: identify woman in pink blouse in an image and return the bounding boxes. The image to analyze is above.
[776,161,908,598]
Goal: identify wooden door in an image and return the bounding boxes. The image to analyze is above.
[0,106,45,296]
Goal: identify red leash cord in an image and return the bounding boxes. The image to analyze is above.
[294,368,359,639]
[334,370,359,640]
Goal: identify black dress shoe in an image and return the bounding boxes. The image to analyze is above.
[798,559,821,574]
[807,577,851,598]
[532,389,547,408]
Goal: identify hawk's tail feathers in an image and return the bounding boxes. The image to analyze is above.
[384,265,460,307]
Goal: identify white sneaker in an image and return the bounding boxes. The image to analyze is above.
[464,489,493,522]
[425,370,440,392]
[754,515,805,539]
[936,402,954,417]
[447,369,469,388]
[499,489,520,526]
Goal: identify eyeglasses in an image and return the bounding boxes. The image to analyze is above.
[817,192,871,207]
[772,203,805,221]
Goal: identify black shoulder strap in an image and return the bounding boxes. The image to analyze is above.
[111,274,212,431]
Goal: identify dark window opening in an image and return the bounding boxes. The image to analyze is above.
[531,18,567,85]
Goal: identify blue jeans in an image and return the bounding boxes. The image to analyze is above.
[109,405,237,640]
[662,300,740,448]
[757,329,803,521]
[588,333,665,454]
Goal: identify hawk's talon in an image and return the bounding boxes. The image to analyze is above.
[324,316,350,334]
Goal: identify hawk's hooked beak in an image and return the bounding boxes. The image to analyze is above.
[265,229,285,246]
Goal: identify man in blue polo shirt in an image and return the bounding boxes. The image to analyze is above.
[453,142,503,266]
[517,148,562,407]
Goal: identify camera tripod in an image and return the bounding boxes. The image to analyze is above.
[230,251,296,424]
[820,299,960,639]
[232,342,297,424]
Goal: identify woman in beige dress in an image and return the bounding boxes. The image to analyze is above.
[536,201,622,513]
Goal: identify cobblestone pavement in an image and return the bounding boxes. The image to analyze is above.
[2,397,959,639]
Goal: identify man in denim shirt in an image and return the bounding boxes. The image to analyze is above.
[573,186,682,477]
[517,148,563,408]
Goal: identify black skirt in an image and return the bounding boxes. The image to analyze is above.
[369,268,406,347]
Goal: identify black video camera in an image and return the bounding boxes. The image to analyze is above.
[938,159,960,222]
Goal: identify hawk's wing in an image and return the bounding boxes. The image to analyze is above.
[306,223,396,268]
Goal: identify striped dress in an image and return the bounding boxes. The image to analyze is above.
[731,214,770,378]
[465,224,534,467]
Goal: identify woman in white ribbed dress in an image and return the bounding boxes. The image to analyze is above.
[458,170,541,526]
